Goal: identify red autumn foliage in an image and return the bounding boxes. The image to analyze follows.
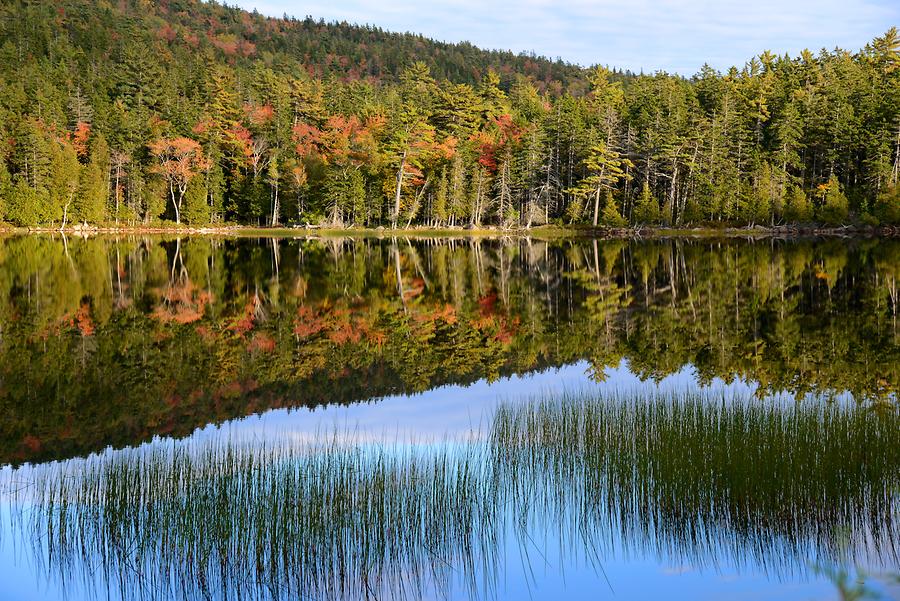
[478,292,498,317]
[293,305,327,338]
[229,299,258,335]
[192,118,212,135]
[183,31,200,48]
[195,324,216,342]
[414,303,457,325]
[403,277,426,300]
[22,435,42,453]
[148,137,208,182]
[210,35,239,56]
[229,125,255,160]
[473,115,522,173]
[72,121,91,159]
[366,329,387,347]
[244,103,274,125]
[495,114,524,143]
[75,302,95,336]
[473,132,498,172]
[248,333,276,353]
[292,121,323,158]
[157,23,177,43]
[238,40,257,57]
[495,316,520,344]
[328,321,363,344]
[152,280,212,324]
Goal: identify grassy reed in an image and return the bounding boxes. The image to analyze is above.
[491,393,900,574]
[7,392,899,601]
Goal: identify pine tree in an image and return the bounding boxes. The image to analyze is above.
[817,175,849,225]
[600,191,627,227]
[632,182,660,224]
[7,180,44,226]
[433,168,449,225]
[182,177,211,225]
[75,134,110,223]
[783,185,812,222]
[874,185,900,224]
[49,139,81,227]
[568,142,633,226]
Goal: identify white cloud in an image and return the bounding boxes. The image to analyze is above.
[232,0,900,74]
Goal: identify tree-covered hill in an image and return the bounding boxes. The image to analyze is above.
[0,0,898,229]
[5,0,592,90]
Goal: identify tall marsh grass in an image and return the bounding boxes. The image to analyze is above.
[5,392,898,600]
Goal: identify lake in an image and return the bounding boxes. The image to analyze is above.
[0,234,897,600]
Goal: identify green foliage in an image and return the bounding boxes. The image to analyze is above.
[600,191,627,227]
[632,182,660,224]
[5,179,45,226]
[749,162,777,224]
[817,175,850,225]
[142,174,168,224]
[323,167,366,226]
[74,135,109,223]
[182,177,211,225]
[874,185,900,224]
[0,160,10,220]
[783,185,813,222]
[568,142,633,227]
[432,168,449,224]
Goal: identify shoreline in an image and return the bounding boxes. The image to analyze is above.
[0,223,898,239]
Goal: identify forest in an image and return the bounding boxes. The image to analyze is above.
[0,0,899,229]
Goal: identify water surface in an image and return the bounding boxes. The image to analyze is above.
[0,235,898,600]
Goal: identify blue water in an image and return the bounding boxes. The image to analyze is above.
[1,360,896,601]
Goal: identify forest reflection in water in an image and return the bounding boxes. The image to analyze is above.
[0,233,899,465]
[4,391,898,601]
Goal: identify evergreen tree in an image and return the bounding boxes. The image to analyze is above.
[632,182,660,224]
[783,185,813,222]
[874,185,900,224]
[600,191,627,227]
[817,175,850,225]
[6,180,43,226]
[568,142,633,226]
[75,134,109,223]
[182,177,211,225]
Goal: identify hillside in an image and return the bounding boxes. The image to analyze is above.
[3,0,592,91]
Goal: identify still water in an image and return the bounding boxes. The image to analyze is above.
[0,235,897,600]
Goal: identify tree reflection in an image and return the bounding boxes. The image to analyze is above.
[0,235,899,463]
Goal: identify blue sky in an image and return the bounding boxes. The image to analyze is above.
[232,0,900,75]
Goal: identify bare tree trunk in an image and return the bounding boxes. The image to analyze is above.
[392,150,407,228]
[892,124,900,187]
[592,167,606,227]
[60,197,72,232]
[271,179,280,226]
[393,241,406,310]
[114,163,121,225]
[405,178,430,228]
[170,181,183,225]
[472,169,483,226]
